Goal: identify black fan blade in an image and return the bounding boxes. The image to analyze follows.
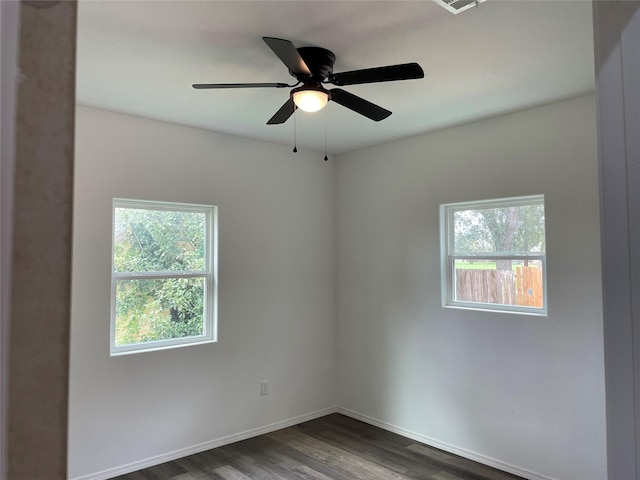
[267,98,297,125]
[263,37,311,77]
[329,62,424,86]
[193,83,290,89]
[330,89,391,122]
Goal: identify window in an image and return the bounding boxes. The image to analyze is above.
[441,195,546,315]
[111,199,217,355]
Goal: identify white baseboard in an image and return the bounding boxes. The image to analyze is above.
[335,407,557,480]
[70,406,339,480]
[72,406,556,480]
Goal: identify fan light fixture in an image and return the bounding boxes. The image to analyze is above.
[292,88,329,112]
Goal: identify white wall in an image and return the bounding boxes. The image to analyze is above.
[335,95,606,480]
[69,106,337,479]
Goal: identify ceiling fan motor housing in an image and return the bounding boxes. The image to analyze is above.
[296,46,336,81]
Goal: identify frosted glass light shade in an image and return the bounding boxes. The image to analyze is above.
[292,89,329,112]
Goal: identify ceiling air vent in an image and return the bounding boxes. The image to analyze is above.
[433,0,487,15]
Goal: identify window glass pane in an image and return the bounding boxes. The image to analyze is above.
[114,208,205,272]
[114,277,205,346]
[453,203,545,254]
[454,258,544,308]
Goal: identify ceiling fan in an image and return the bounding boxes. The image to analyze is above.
[193,37,425,125]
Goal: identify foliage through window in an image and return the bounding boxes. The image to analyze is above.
[111,199,217,355]
[441,195,546,315]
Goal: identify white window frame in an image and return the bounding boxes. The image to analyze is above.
[110,199,218,355]
[440,195,547,316]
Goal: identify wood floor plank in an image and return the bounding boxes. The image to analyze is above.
[261,433,367,480]
[308,428,439,478]
[303,417,510,480]
[270,428,417,480]
[173,456,216,475]
[432,472,466,480]
[217,438,293,480]
[213,465,253,480]
[111,414,525,480]
[301,420,474,480]
[406,444,518,480]
[172,472,212,480]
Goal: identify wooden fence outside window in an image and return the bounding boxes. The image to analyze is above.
[455,266,543,307]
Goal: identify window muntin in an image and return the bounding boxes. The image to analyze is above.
[111,199,217,355]
[441,195,546,315]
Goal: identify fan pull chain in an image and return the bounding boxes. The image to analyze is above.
[323,108,328,161]
[292,107,298,153]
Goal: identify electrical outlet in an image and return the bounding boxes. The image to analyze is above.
[260,381,269,396]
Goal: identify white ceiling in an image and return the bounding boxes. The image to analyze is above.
[76,0,595,155]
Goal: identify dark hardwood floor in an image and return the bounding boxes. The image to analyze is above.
[113,413,524,480]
